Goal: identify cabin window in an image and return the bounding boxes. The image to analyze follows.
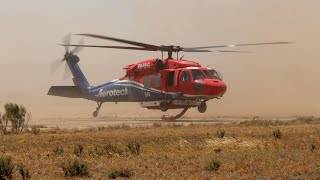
[153,73,161,88]
[181,71,190,82]
[191,69,205,80]
[167,71,175,86]
[174,71,179,86]
[144,75,151,88]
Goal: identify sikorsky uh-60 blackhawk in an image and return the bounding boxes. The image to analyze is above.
[48,34,290,120]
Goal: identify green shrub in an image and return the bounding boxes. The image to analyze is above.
[310,144,316,152]
[273,129,282,139]
[0,156,14,180]
[152,123,162,127]
[94,147,105,156]
[62,160,89,177]
[19,165,31,180]
[217,129,225,138]
[128,142,140,155]
[53,146,64,156]
[3,103,30,132]
[31,126,40,135]
[108,169,131,179]
[74,144,84,157]
[0,113,6,133]
[88,147,105,156]
[208,159,220,171]
[104,144,123,155]
[297,116,314,122]
[214,148,221,153]
[97,126,105,131]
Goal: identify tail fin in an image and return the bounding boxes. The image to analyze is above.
[48,86,82,98]
[66,54,90,94]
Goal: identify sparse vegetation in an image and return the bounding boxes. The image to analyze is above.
[296,116,314,122]
[53,146,64,156]
[0,113,9,134]
[128,142,140,155]
[19,165,31,180]
[217,129,225,138]
[214,147,221,153]
[31,126,40,135]
[0,156,14,180]
[208,159,220,171]
[94,147,105,156]
[0,103,30,133]
[108,169,131,179]
[0,122,319,178]
[74,144,84,157]
[310,144,316,152]
[273,129,282,139]
[97,126,105,131]
[62,159,89,177]
[104,143,123,155]
[152,123,162,127]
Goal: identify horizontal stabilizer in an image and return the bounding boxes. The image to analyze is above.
[47,86,82,98]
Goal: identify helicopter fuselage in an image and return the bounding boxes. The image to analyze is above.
[86,58,227,109]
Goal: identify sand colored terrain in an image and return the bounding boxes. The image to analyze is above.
[0,118,320,179]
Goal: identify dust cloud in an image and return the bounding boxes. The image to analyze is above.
[0,0,320,122]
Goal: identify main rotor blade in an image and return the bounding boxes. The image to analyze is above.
[75,33,159,50]
[182,49,211,52]
[184,42,293,50]
[59,44,158,51]
[217,50,252,53]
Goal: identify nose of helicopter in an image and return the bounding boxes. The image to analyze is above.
[205,79,227,97]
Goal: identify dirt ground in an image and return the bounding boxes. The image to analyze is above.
[1,117,320,179]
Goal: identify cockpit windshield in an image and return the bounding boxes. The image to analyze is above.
[203,70,214,79]
[208,69,223,80]
[191,70,205,80]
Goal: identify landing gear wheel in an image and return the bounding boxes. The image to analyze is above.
[93,111,98,117]
[198,102,207,113]
[160,101,169,112]
[161,108,189,121]
[92,102,103,118]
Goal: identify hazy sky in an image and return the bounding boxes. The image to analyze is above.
[1,0,320,119]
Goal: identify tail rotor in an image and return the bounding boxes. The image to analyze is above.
[51,34,84,78]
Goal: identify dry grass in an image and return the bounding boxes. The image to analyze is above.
[0,119,320,179]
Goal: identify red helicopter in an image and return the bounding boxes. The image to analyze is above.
[48,34,290,120]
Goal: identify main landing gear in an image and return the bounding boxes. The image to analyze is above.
[161,107,189,121]
[197,101,207,113]
[93,102,103,117]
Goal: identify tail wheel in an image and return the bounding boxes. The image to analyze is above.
[198,102,207,113]
[160,101,169,112]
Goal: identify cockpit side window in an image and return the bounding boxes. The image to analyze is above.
[191,70,205,80]
[203,70,214,79]
[209,69,222,80]
[180,71,190,82]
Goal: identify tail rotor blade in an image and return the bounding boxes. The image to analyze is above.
[50,59,63,74]
[63,33,71,52]
[72,38,84,54]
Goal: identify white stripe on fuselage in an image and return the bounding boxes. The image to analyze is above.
[100,79,218,98]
